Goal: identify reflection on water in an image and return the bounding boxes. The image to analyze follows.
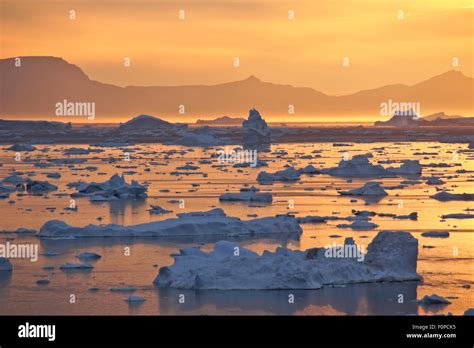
[107,199,148,225]
[0,272,12,288]
[158,282,420,315]
[39,234,300,253]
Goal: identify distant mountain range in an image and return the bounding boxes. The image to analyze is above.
[1,56,473,122]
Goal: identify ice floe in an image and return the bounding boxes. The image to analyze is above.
[339,182,388,196]
[59,262,94,270]
[2,175,59,193]
[441,213,474,219]
[175,127,225,147]
[148,205,172,214]
[421,231,450,238]
[426,177,445,185]
[176,164,199,171]
[154,231,420,290]
[257,167,300,184]
[393,212,418,220]
[38,208,302,239]
[336,216,379,230]
[431,192,474,201]
[386,160,422,176]
[3,174,30,185]
[46,172,61,179]
[24,180,58,193]
[219,186,272,203]
[76,252,102,260]
[71,173,147,200]
[125,295,146,303]
[321,154,421,178]
[5,144,37,152]
[0,183,16,198]
[63,147,104,155]
[299,164,320,174]
[321,154,387,177]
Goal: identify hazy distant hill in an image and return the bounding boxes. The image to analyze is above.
[422,112,465,121]
[196,116,245,125]
[1,56,473,122]
[375,111,474,127]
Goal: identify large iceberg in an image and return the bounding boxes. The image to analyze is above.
[242,109,271,151]
[38,208,302,239]
[154,231,420,290]
[71,173,147,200]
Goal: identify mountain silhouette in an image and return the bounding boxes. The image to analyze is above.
[1,56,472,122]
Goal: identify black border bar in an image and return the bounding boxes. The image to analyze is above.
[0,315,472,346]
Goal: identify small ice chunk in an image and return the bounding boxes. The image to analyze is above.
[421,231,450,238]
[110,287,137,292]
[6,144,36,152]
[125,295,145,303]
[418,294,451,306]
[219,186,272,203]
[60,262,94,270]
[426,177,444,185]
[148,205,172,214]
[76,252,102,260]
[441,213,474,219]
[46,172,61,179]
[36,279,50,285]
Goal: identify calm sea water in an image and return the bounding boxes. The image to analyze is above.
[0,142,472,315]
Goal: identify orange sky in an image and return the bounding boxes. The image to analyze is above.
[1,0,473,95]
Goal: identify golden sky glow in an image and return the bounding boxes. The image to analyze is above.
[1,0,473,95]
